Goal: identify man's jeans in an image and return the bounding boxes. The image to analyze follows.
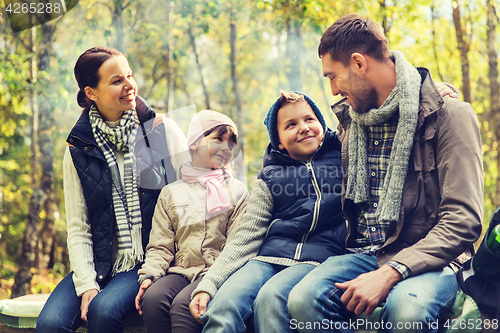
[36,269,139,333]
[201,260,315,333]
[288,253,458,333]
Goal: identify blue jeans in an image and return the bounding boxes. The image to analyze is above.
[36,268,140,333]
[288,254,458,333]
[201,260,315,333]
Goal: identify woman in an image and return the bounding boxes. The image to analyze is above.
[36,46,189,333]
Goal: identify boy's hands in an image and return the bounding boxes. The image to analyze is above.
[135,279,152,315]
[189,292,211,324]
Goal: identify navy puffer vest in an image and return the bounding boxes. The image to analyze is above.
[257,129,346,263]
[67,97,176,283]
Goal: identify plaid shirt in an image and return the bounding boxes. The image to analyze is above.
[348,112,411,279]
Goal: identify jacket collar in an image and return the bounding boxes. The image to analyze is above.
[67,96,156,147]
[415,67,444,130]
[331,66,444,131]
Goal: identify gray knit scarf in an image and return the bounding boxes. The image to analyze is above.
[89,105,143,275]
[345,50,421,223]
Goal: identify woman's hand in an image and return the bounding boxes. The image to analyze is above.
[435,81,459,99]
[135,279,152,315]
[81,289,99,322]
[189,292,211,324]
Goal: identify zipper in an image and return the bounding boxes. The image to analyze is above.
[264,219,280,241]
[293,150,322,260]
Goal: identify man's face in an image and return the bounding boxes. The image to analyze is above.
[321,52,378,113]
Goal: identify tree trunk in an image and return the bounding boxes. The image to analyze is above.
[37,192,56,271]
[430,3,444,82]
[11,26,40,299]
[487,0,500,206]
[112,1,125,53]
[11,21,57,298]
[188,23,210,110]
[285,19,303,92]
[452,0,471,103]
[164,1,173,113]
[37,21,57,272]
[379,0,390,35]
[229,6,245,182]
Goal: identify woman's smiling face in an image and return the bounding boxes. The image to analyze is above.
[85,55,137,122]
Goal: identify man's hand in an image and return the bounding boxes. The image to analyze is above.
[80,289,99,322]
[135,279,152,315]
[189,292,211,324]
[335,265,402,316]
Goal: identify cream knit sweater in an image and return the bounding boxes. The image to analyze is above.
[64,115,190,296]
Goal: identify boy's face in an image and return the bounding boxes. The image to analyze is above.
[277,101,324,161]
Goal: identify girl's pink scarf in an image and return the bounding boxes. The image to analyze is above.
[181,165,231,214]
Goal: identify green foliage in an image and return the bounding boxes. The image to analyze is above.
[0,34,33,274]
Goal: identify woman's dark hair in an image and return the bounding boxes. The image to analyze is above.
[74,46,123,108]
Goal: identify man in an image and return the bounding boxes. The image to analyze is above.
[288,14,483,333]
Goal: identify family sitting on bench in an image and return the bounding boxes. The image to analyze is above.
[31,13,483,333]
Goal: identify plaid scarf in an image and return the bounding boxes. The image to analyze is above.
[89,106,143,275]
[346,50,421,223]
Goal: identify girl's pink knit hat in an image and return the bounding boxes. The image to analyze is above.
[187,110,237,148]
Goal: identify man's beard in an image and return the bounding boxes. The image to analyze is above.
[347,71,379,114]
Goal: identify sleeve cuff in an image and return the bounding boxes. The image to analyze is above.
[75,282,101,297]
[386,260,411,280]
[191,279,218,300]
[138,273,155,285]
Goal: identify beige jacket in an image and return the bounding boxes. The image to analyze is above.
[138,166,249,283]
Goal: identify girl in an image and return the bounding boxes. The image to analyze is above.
[135,110,249,333]
[36,46,189,333]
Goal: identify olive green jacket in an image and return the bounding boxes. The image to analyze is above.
[332,67,483,275]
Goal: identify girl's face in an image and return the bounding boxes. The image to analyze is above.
[191,130,236,169]
[85,55,137,122]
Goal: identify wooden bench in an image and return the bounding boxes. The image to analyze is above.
[0,291,484,333]
[0,294,144,333]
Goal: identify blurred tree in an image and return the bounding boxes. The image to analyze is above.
[486,0,500,207]
[0,14,32,283]
[11,17,58,298]
[452,0,472,103]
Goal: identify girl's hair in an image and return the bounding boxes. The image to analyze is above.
[74,46,123,108]
[203,125,238,145]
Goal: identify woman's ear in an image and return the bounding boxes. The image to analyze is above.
[84,86,98,102]
[278,143,285,150]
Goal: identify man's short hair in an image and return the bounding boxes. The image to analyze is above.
[318,14,391,67]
